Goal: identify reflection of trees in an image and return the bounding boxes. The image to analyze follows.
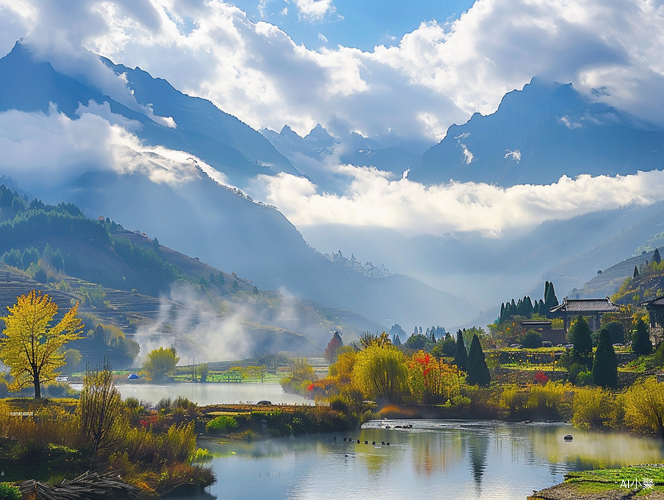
[467,434,489,489]
[412,432,463,477]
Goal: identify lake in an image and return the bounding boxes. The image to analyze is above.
[181,419,664,500]
[105,382,309,406]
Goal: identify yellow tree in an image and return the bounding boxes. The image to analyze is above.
[0,290,82,398]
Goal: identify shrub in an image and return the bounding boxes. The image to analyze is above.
[206,415,238,434]
[572,387,616,429]
[575,370,593,386]
[622,378,664,437]
[521,330,543,349]
[0,483,21,500]
[500,385,528,415]
[526,382,570,419]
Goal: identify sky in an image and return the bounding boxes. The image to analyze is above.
[1,0,664,240]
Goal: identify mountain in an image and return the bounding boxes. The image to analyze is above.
[409,78,664,186]
[0,42,476,329]
[57,169,476,328]
[0,42,298,185]
[261,124,429,189]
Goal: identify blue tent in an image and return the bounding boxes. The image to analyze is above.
[127,373,140,380]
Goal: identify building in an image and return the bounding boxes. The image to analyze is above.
[641,296,664,346]
[519,320,567,345]
[550,297,621,332]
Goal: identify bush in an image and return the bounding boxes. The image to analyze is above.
[0,483,21,500]
[206,415,238,434]
[521,330,543,349]
[575,370,593,386]
[572,387,616,429]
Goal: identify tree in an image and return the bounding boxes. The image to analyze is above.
[78,361,123,458]
[633,266,639,279]
[632,318,653,355]
[352,344,407,402]
[454,330,468,371]
[466,334,491,387]
[654,248,662,265]
[142,347,179,382]
[592,329,618,388]
[324,331,343,363]
[0,290,82,398]
[544,281,559,316]
[570,316,593,368]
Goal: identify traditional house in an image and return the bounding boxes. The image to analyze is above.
[519,320,567,345]
[550,297,621,332]
[641,296,664,346]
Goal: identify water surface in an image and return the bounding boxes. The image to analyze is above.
[189,419,664,500]
[69,382,310,406]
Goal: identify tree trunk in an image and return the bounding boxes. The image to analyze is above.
[34,375,41,399]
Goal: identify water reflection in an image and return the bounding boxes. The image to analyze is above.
[194,420,664,500]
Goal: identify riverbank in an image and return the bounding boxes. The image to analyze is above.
[529,465,664,499]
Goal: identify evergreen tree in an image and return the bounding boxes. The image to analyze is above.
[654,248,662,265]
[570,316,593,368]
[632,318,653,355]
[454,329,468,372]
[633,266,639,278]
[592,328,618,388]
[466,335,491,386]
[544,282,559,316]
[324,331,343,363]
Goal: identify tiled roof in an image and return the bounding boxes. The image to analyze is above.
[550,298,620,314]
[643,296,664,307]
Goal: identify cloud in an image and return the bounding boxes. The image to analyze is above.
[1,0,664,144]
[250,165,664,237]
[293,0,336,21]
[0,106,225,191]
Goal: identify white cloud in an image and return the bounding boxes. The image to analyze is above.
[0,0,664,143]
[0,106,225,191]
[250,165,664,237]
[504,149,521,162]
[317,32,328,43]
[293,0,336,21]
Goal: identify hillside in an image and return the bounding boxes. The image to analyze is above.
[0,42,297,185]
[409,78,664,186]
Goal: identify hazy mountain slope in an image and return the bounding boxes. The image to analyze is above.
[0,42,296,185]
[409,78,664,186]
[55,169,475,329]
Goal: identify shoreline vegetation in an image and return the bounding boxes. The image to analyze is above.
[1,286,664,498]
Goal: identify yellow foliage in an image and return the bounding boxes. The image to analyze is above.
[572,386,617,430]
[622,378,664,436]
[0,290,82,398]
[352,344,407,401]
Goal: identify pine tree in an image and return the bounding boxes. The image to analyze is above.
[592,329,617,388]
[633,266,639,278]
[454,330,468,372]
[654,248,662,265]
[632,318,653,355]
[466,335,491,387]
[544,282,559,316]
[570,316,593,368]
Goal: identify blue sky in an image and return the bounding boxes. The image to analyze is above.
[232,0,475,51]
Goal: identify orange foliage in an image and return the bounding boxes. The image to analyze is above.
[407,350,462,403]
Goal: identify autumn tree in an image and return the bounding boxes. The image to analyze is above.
[352,344,407,402]
[142,347,179,382]
[0,290,82,398]
[324,331,343,363]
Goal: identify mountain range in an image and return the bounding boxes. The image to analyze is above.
[0,41,476,331]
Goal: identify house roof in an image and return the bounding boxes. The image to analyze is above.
[550,297,620,314]
[642,296,664,307]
